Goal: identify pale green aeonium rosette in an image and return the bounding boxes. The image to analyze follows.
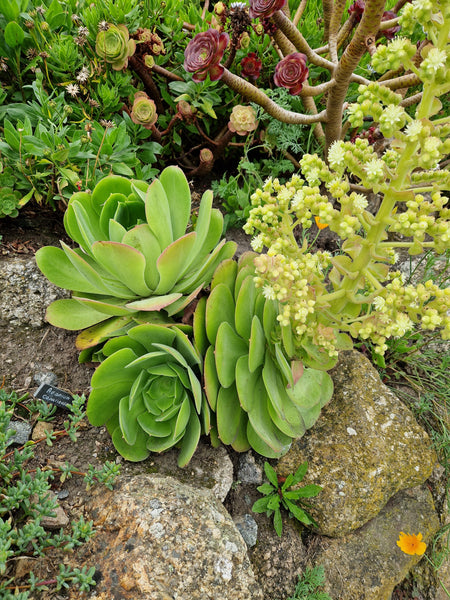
[35,166,236,354]
[87,323,210,466]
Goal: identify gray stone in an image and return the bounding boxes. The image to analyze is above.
[309,485,440,600]
[135,440,234,503]
[234,514,258,548]
[277,350,437,537]
[33,371,58,386]
[7,420,32,446]
[0,257,67,328]
[67,474,263,600]
[237,453,263,485]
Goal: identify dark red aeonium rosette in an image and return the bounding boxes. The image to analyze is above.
[184,29,229,82]
[241,52,262,81]
[249,0,286,19]
[273,52,309,95]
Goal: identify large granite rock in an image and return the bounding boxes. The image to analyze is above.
[309,485,440,600]
[277,350,437,537]
[68,474,263,600]
[0,257,65,327]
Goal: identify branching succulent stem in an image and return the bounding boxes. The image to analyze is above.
[324,0,385,150]
[221,69,328,124]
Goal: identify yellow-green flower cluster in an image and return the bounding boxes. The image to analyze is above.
[371,38,416,73]
[243,0,449,365]
[351,276,450,353]
[253,251,338,357]
[347,83,403,130]
[388,192,450,250]
[399,0,448,37]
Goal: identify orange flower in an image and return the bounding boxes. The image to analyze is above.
[396,532,427,556]
[314,216,329,230]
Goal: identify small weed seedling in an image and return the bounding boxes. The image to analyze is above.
[252,461,321,536]
[284,565,332,600]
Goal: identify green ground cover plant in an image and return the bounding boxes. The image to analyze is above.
[0,388,120,598]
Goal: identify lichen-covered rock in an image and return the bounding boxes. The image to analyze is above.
[68,474,263,600]
[277,350,437,537]
[0,257,66,327]
[308,485,439,600]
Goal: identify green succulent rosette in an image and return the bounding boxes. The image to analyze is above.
[194,252,334,458]
[95,24,136,71]
[35,166,236,349]
[131,91,158,129]
[87,323,209,465]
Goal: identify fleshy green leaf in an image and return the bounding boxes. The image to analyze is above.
[91,241,152,296]
[72,295,133,316]
[126,293,182,312]
[111,424,150,461]
[35,246,100,294]
[215,321,248,388]
[159,165,191,241]
[248,316,266,373]
[177,410,201,467]
[234,275,256,340]
[235,355,260,413]
[145,178,173,248]
[154,232,197,294]
[75,315,133,350]
[91,175,133,214]
[216,385,245,446]
[119,393,146,445]
[193,296,207,356]
[204,346,219,411]
[46,299,110,330]
[205,283,235,346]
[210,258,237,293]
[121,224,161,290]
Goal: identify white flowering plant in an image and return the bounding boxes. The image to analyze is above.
[244,0,450,367]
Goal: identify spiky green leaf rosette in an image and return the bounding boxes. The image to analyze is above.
[194,253,334,458]
[35,167,236,351]
[87,323,209,466]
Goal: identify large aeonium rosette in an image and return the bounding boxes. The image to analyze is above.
[249,0,286,19]
[184,29,229,82]
[95,24,136,71]
[87,323,210,466]
[273,52,309,95]
[194,253,333,458]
